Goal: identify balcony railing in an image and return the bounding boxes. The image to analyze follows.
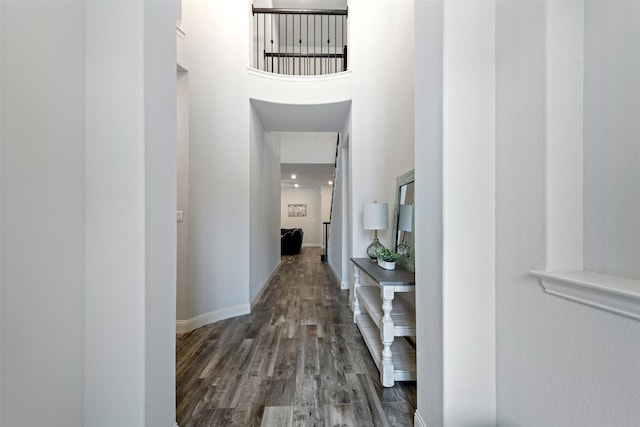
[252,5,348,76]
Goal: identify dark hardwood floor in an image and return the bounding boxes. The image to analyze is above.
[176,248,416,426]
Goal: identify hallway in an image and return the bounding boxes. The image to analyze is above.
[176,248,416,426]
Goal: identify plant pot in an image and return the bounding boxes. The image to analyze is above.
[377,259,396,270]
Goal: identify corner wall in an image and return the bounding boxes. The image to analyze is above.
[177,0,251,324]
[414,0,443,425]
[85,1,177,425]
[250,108,281,303]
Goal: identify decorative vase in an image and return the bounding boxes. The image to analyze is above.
[377,259,396,270]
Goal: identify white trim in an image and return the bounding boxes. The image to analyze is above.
[302,243,322,248]
[251,261,282,309]
[176,304,250,334]
[173,423,179,427]
[532,270,640,321]
[414,409,428,427]
[325,262,347,291]
[176,25,185,39]
[247,67,352,82]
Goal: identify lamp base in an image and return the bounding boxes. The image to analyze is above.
[397,242,410,257]
[366,238,385,260]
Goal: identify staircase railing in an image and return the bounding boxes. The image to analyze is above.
[322,134,341,263]
[252,5,348,76]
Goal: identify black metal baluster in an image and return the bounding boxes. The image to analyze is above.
[341,16,344,71]
[304,15,309,75]
[299,14,302,75]
[334,15,337,73]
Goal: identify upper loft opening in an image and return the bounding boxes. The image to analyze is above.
[251,0,349,76]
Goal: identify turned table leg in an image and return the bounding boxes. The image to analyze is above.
[380,286,395,387]
[353,265,361,323]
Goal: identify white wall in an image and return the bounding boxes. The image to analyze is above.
[349,0,415,260]
[85,2,177,426]
[281,187,322,246]
[1,2,85,424]
[584,0,640,280]
[142,3,178,425]
[250,108,282,303]
[1,1,176,426]
[495,2,640,425]
[414,0,443,425]
[321,185,332,224]
[495,2,546,424]
[177,0,251,322]
[176,69,190,321]
[441,2,496,425]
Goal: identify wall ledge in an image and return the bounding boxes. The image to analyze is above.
[247,67,352,82]
[531,270,640,321]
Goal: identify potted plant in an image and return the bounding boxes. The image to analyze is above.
[376,248,398,270]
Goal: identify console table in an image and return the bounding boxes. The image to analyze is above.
[351,257,416,387]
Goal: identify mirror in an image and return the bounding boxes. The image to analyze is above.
[393,169,415,272]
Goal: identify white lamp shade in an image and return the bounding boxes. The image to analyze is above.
[398,204,413,232]
[363,202,388,230]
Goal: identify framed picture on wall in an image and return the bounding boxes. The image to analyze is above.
[288,204,307,217]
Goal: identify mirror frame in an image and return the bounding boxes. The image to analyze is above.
[393,169,415,272]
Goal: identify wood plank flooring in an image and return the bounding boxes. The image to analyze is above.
[176,248,416,426]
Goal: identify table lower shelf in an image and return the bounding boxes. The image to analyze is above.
[356,313,416,382]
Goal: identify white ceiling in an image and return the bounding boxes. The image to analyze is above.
[281,163,335,188]
[278,132,336,163]
[278,132,337,188]
[251,99,351,132]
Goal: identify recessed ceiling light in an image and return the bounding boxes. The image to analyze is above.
[294,183,299,188]
[328,180,333,185]
[291,174,297,179]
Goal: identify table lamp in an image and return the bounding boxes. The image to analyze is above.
[363,202,388,259]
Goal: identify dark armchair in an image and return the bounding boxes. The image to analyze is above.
[281,228,303,255]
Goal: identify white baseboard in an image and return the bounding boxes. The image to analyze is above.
[251,261,282,309]
[173,423,179,427]
[176,303,250,334]
[414,409,427,427]
[326,262,346,290]
[302,243,322,248]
